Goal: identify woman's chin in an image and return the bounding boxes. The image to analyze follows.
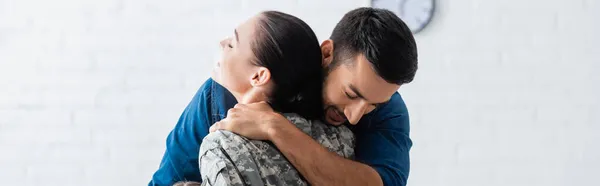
[211,69,221,84]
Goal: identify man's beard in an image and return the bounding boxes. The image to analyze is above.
[320,58,347,124]
[321,76,346,125]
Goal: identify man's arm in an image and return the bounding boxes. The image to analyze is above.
[268,120,383,186]
[148,81,213,186]
[211,93,411,186]
[270,92,412,186]
[270,93,411,186]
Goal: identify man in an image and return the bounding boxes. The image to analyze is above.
[150,7,417,186]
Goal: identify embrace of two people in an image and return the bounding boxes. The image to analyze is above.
[149,7,418,186]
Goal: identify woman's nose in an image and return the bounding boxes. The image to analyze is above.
[219,39,227,49]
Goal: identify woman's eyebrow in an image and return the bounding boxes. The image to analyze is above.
[234,29,240,43]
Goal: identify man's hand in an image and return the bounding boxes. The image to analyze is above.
[209,101,286,140]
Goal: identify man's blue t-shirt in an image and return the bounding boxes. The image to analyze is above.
[149,78,412,186]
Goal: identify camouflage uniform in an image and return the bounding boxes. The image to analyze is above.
[199,113,355,186]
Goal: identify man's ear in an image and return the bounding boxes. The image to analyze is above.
[321,39,334,68]
[250,67,271,87]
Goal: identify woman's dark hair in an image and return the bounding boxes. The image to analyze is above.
[251,11,324,120]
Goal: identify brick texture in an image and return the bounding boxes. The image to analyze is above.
[0,0,598,185]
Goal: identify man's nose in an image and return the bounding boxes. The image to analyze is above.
[344,101,368,125]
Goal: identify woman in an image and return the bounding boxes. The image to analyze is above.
[195,11,354,186]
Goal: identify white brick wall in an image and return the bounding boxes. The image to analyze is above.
[0,0,598,185]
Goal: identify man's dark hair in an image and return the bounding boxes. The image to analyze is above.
[329,7,418,85]
[251,11,324,120]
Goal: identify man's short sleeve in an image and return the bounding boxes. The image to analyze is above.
[352,93,412,186]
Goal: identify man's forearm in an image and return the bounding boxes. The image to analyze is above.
[267,119,383,186]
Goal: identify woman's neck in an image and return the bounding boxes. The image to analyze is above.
[238,88,269,104]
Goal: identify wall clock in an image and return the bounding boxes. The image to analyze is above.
[371,0,435,34]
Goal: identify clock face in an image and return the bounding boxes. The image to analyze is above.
[372,0,435,34]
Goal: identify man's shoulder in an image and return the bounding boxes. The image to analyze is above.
[197,78,216,96]
[193,78,235,103]
[357,92,409,130]
[378,92,409,117]
[195,78,237,122]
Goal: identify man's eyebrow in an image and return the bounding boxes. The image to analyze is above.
[234,29,239,43]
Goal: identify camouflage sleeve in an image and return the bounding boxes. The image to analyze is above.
[284,113,355,158]
[198,130,247,186]
[199,113,355,186]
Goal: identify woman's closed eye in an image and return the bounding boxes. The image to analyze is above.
[227,39,234,48]
[220,37,234,49]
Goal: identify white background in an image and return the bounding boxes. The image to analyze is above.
[1,0,599,185]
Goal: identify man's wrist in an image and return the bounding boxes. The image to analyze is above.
[265,112,290,141]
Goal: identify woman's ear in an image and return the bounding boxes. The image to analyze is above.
[321,39,334,68]
[250,67,271,87]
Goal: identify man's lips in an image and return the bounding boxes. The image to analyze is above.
[327,108,346,123]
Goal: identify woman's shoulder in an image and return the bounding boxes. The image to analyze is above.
[282,113,355,158]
